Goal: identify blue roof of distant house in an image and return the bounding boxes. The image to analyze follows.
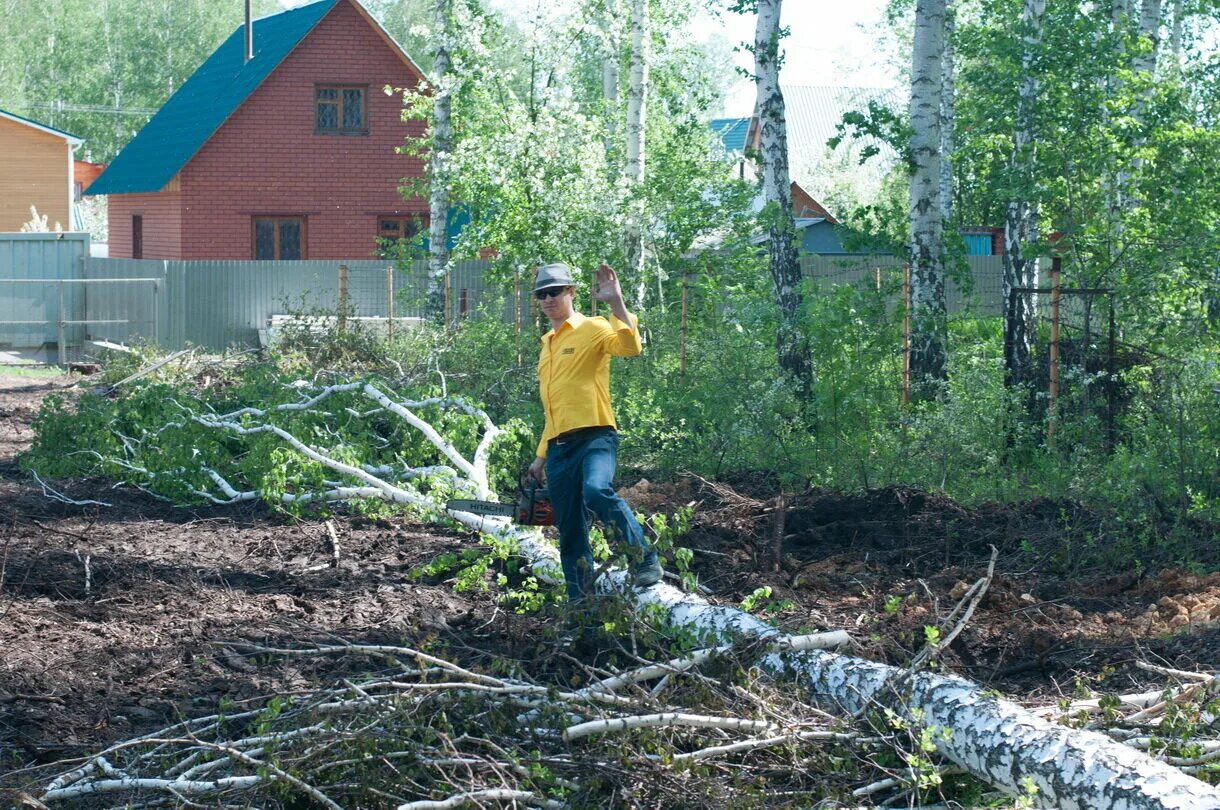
[710,117,750,153]
[86,0,341,196]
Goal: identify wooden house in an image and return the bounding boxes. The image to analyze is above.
[86,0,427,260]
[0,109,82,232]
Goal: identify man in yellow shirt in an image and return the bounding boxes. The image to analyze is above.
[526,262,662,606]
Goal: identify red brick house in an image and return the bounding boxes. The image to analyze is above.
[87,0,427,260]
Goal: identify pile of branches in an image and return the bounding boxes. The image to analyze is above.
[18,350,1220,808]
[1046,662,1220,775]
[16,637,978,809]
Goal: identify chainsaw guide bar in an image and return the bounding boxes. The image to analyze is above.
[446,499,516,517]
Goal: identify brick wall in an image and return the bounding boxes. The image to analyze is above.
[791,182,837,224]
[107,192,183,259]
[178,0,426,259]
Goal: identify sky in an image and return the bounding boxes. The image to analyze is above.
[683,1,901,116]
[280,0,902,118]
[482,0,902,117]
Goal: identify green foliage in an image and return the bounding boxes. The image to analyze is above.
[21,358,528,522]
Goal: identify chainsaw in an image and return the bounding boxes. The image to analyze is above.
[446,475,554,526]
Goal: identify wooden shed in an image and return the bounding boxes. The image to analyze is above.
[0,109,82,232]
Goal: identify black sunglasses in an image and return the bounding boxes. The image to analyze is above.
[535,287,568,300]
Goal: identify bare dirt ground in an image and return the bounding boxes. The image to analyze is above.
[1,370,1218,787]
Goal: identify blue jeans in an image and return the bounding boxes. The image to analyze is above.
[546,427,654,602]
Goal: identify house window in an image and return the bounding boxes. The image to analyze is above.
[316,85,367,134]
[252,216,305,260]
[132,215,143,259]
[377,216,424,243]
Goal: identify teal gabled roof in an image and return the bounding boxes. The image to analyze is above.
[710,117,750,153]
[86,0,341,196]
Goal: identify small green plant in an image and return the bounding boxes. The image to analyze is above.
[884,594,904,614]
[922,625,942,648]
[740,585,773,613]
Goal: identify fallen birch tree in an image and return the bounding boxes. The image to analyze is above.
[24,374,1220,809]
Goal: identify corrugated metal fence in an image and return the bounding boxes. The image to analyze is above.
[1,234,1017,359]
[85,257,504,351]
[0,233,89,353]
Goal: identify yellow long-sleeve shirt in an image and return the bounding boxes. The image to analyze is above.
[535,311,642,458]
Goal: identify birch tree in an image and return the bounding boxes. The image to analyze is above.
[1002,0,1045,390]
[908,0,950,391]
[938,2,956,223]
[733,0,813,395]
[625,0,650,307]
[426,0,454,323]
[601,0,622,154]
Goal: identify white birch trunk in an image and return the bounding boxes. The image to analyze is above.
[427,0,453,323]
[938,3,955,223]
[1118,0,1162,207]
[908,0,949,390]
[755,0,811,393]
[1169,0,1184,63]
[572,570,1220,808]
[625,0,648,308]
[1002,0,1044,389]
[1133,0,1163,81]
[602,1,620,147]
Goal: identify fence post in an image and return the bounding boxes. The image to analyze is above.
[57,281,66,366]
[152,279,160,346]
[337,264,348,333]
[902,263,911,408]
[386,266,394,342]
[1048,255,1061,448]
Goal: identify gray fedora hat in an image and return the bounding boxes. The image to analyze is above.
[534,262,576,292]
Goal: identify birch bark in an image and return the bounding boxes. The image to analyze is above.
[908,0,949,391]
[625,0,648,307]
[1002,0,1045,390]
[427,0,453,323]
[754,0,812,394]
[938,2,955,223]
[1168,0,1184,63]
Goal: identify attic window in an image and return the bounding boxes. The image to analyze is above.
[316,85,367,135]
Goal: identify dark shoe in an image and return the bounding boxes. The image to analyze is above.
[631,559,663,588]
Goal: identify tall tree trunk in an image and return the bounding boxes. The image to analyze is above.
[755,0,812,396]
[1002,0,1045,391]
[908,0,949,392]
[938,2,955,223]
[1168,0,1184,63]
[1120,0,1162,207]
[602,0,620,149]
[427,0,453,324]
[1133,0,1163,79]
[625,0,648,308]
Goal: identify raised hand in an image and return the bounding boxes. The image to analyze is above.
[592,263,624,305]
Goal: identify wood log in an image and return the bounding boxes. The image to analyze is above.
[489,522,1220,808]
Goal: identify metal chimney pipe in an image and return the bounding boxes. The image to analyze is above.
[244,0,254,63]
